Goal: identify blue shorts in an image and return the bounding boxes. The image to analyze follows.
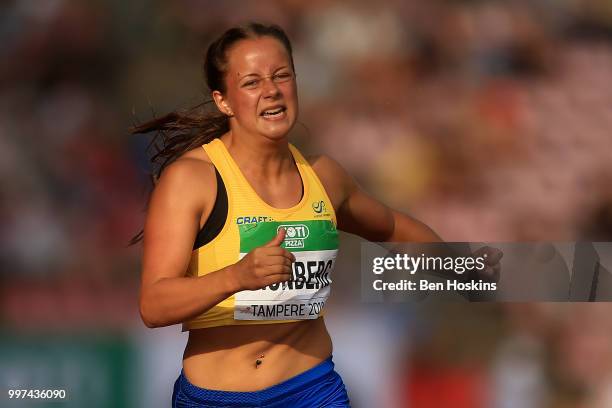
[172,356,350,407]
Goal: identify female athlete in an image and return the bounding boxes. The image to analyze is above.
[133,23,490,407]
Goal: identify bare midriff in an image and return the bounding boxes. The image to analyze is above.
[182,317,332,392]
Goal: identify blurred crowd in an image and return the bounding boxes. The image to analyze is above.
[1,0,612,407]
[399,303,612,408]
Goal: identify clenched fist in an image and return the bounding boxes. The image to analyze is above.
[470,246,503,282]
[228,228,296,291]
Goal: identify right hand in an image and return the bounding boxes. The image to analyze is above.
[228,228,295,291]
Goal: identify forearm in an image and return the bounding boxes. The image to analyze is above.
[387,210,443,242]
[139,266,239,328]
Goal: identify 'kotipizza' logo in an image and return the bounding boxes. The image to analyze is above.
[278,224,309,248]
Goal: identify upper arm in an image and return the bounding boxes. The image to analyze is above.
[310,155,395,241]
[338,186,396,241]
[141,159,216,288]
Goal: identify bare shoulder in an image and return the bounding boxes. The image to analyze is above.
[179,145,214,164]
[160,146,214,184]
[306,154,353,185]
[305,154,354,210]
[152,146,217,211]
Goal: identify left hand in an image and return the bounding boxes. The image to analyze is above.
[470,246,503,283]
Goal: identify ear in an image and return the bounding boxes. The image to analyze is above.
[212,90,233,117]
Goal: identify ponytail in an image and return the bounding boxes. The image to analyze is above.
[130,101,228,180]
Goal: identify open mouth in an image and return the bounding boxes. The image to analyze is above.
[260,106,286,118]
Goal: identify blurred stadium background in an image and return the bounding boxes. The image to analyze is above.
[1,0,612,407]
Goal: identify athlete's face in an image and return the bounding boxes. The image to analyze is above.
[213,37,298,141]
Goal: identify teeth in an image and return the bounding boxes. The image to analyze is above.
[262,107,284,116]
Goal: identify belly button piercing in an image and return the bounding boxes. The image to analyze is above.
[255,354,264,368]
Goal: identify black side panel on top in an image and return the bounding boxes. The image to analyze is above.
[193,168,228,250]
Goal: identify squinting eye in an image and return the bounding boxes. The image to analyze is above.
[273,73,293,82]
[243,79,259,88]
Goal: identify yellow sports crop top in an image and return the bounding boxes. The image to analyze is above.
[183,138,339,330]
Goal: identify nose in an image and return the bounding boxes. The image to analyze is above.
[262,77,281,98]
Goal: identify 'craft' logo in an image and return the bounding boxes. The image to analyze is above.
[278,224,309,248]
[312,200,325,214]
[236,216,273,224]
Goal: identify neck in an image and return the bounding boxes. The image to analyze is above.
[221,129,294,179]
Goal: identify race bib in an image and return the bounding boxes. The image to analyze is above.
[234,220,339,320]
